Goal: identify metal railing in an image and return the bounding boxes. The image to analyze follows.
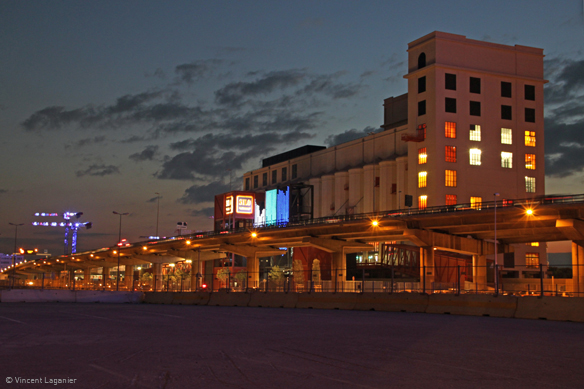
[3,263,581,297]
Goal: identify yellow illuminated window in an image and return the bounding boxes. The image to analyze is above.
[525,154,536,170]
[418,195,427,209]
[525,131,536,147]
[526,253,539,268]
[470,148,481,165]
[470,196,482,210]
[418,171,427,188]
[501,152,513,168]
[469,124,481,141]
[445,122,456,138]
[445,170,457,187]
[418,147,427,164]
[525,176,536,193]
[445,146,456,162]
[529,242,540,247]
[445,194,457,205]
[501,128,512,144]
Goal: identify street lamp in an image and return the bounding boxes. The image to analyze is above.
[493,193,500,295]
[113,211,129,291]
[8,222,24,289]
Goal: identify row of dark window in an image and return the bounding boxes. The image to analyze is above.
[418,73,536,100]
[246,164,298,190]
[418,98,535,122]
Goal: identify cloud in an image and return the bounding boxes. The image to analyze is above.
[75,164,120,177]
[324,126,379,147]
[64,135,106,149]
[179,181,231,204]
[129,145,159,162]
[175,59,225,84]
[0,189,7,194]
[189,207,214,217]
[159,131,313,180]
[146,195,162,203]
[215,69,308,107]
[544,57,584,178]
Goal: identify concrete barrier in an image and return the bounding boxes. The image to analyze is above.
[248,292,298,308]
[2,289,76,303]
[426,294,518,318]
[144,292,175,304]
[515,296,584,322]
[171,292,210,305]
[76,291,144,304]
[296,292,358,310]
[355,293,429,313]
[208,291,251,307]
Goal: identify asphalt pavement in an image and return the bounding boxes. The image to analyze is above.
[0,303,582,388]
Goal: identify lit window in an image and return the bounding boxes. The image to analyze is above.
[525,176,536,193]
[470,148,482,166]
[501,152,513,168]
[526,253,539,268]
[445,146,456,162]
[418,172,427,188]
[469,125,481,141]
[525,154,536,170]
[418,147,427,164]
[445,194,457,205]
[501,128,512,144]
[445,122,456,138]
[418,195,427,209]
[529,242,540,247]
[470,197,482,210]
[525,131,536,147]
[445,170,457,187]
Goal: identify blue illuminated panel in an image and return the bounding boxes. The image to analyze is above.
[277,187,289,224]
[266,189,277,226]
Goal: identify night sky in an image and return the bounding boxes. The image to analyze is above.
[1,1,583,255]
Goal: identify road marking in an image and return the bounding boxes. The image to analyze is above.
[0,316,26,324]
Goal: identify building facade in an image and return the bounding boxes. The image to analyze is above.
[242,32,547,278]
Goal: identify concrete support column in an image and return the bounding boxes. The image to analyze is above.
[348,168,364,214]
[309,177,322,219]
[321,175,335,217]
[84,268,91,289]
[420,247,435,291]
[247,253,259,289]
[363,165,375,213]
[69,269,75,289]
[153,263,162,292]
[396,157,408,210]
[572,242,584,295]
[103,267,110,287]
[125,265,134,291]
[332,251,345,289]
[473,255,487,290]
[379,161,395,212]
[334,172,349,216]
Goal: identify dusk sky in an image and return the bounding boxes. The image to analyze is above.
[1,0,583,255]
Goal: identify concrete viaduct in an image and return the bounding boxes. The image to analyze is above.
[7,195,584,294]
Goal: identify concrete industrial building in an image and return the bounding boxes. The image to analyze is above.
[243,31,547,278]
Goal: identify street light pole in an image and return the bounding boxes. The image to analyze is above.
[113,211,129,291]
[155,193,160,239]
[8,223,24,289]
[494,193,500,295]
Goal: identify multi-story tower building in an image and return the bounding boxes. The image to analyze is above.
[242,32,547,278]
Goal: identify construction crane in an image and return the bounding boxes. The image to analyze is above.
[31,212,92,255]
